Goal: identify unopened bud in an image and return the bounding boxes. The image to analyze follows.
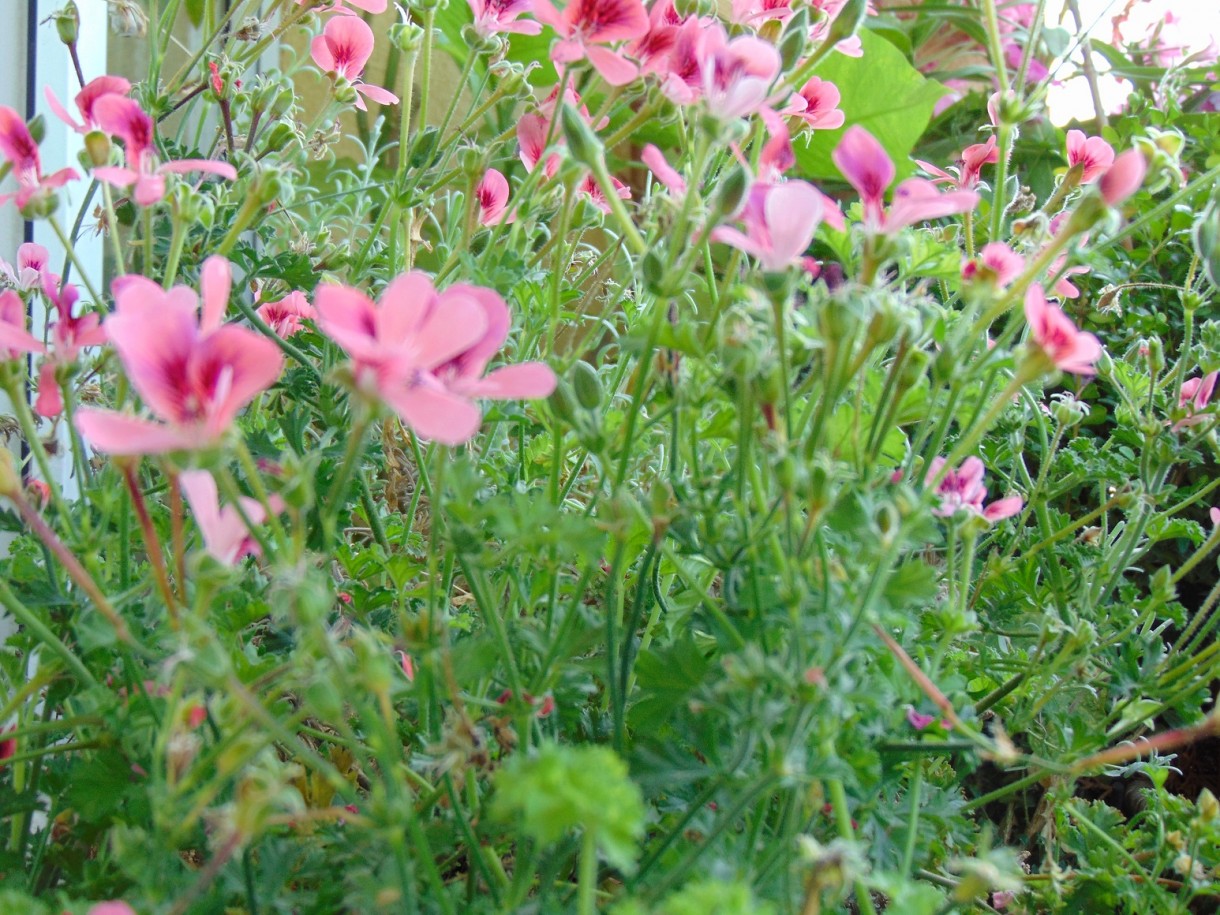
[778,9,809,71]
[1193,197,1220,290]
[84,129,111,167]
[54,2,80,45]
[391,22,425,53]
[547,378,579,424]
[822,0,866,48]
[571,361,603,410]
[710,165,749,221]
[560,104,603,170]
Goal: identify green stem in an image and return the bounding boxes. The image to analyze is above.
[577,829,598,915]
[0,579,99,688]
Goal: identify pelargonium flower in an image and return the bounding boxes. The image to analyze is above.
[180,469,283,566]
[315,272,556,445]
[833,126,978,233]
[532,0,650,86]
[1023,283,1103,376]
[257,291,316,338]
[1065,129,1115,184]
[93,96,236,206]
[0,242,51,290]
[468,0,542,37]
[1099,149,1146,205]
[0,289,44,362]
[30,273,108,417]
[576,173,631,214]
[76,257,284,455]
[711,180,824,272]
[730,0,793,27]
[962,242,1024,287]
[1174,370,1218,430]
[785,77,845,132]
[475,169,516,225]
[45,75,131,134]
[517,86,606,177]
[916,135,998,191]
[641,144,687,198]
[310,15,399,111]
[699,26,782,121]
[626,0,684,77]
[296,0,387,13]
[0,105,80,211]
[926,456,1023,522]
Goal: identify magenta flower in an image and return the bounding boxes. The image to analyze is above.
[468,0,542,37]
[786,77,845,132]
[31,273,108,417]
[626,0,684,77]
[257,291,316,338]
[1099,149,1146,205]
[316,272,556,445]
[1065,129,1115,184]
[658,16,708,103]
[0,242,51,290]
[92,96,236,207]
[44,75,131,134]
[1023,284,1103,376]
[1174,370,1218,430]
[476,169,516,225]
[76,258,284,455]
[926,456,1023,523]
[310,15,399,111]
[180,469,283,566]
[711,180,824,272]
[962,242,1024,287]
[833,126,978,233]
[0,105,80,211]
[532,0,650,86]
[917,136,998,191]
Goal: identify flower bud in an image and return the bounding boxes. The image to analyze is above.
[260,121,299,157]
[1144,336,1164,375]
[778,9,810,71]
[53,2,80,45]
[331,78,358,105]
[710,165,749,221]
[391,22,425,53]
[1193,197,1220,291]
[822,0,866,48]
[571,361,603,410]
[84,129,111,167]
[547,378,580,424]
[19,189,60,221]
[560,104,603,171]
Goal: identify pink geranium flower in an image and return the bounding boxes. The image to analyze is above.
[0,242,51,290]
[257,291,316,338]
[1023,284,1103,376]
[468,0,542,37]
[180,469,283,566]
[0,105,80,210]
[476,169,516,225]
[926,456,1023,522]
[76,258,284,455]
[532,0,650,86]
[310,15,399,111]
[30,273,109,417]
[517,86,606,177]
[730,0,793,27]
[1099,149,1146,205]
[786,77,845,132]
[1065,129,1115,183]
[917,136,998,191]
[641,143,687,197]
[711,180,824,272]
[627,0,684,77]
[296,0,388,13]
[45,75,131,134]
[316,272,556,445]
[833,126,978,233]
[699,26,782,120]
[0,289,45,362]
[87,903,138,915]
[1174,370,1218,430]
[962,242,1024,287]
[576,173,632,213]
[93,96,236,207]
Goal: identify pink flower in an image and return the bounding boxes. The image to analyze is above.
[962,242,1024,287]
[92,96,236,206]
[1174,370,1218,430]
[257,291,316,338]
[0,105,80,210]
[532,0,650,86]
[180,469,282,565]
[44,75,131,134]
[926,456,1023,522]
[699,27,782,120]
[296,0,388,13]
[1210,507,1220,527]
[906,708,951,730]
[1066,129,1115,183]
[29,273,108,417]
[310,15,399,111]
[787,77,845,132]
[1100,148,1146,205]
[0,725,14,766]
[316,272,556,445]
[76,258,284,455]
[576,173,632,213]
[641,143,687,197]
[833,126,978,233]
[397,650,416,681]
[1023,284,1103,376]
[87,903,138,915]
[627,0,684,77]
[730,0,793,27]
[0,289,45,361]
[517,86,606,177]
[917,136,998,191]
[475,169,515,225]
[0,242,51,289]
[468,0,542,37]
[711,180,824,272]
[756,108,795,182]
[657,16,708,103]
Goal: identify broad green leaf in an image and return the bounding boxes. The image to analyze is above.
[795,29,948,181]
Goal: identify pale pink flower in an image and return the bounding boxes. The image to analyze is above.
[658,16,708,103]
[1066,129,1115,183]
[76,258,284,455]
[517,86,605,177]
[315,272,556,445]
[926,456,1023,522]
[730,0,792,27]
[1210,506,1220,527]
[641,144,687,197]
[1023,284,1103,376]
[0,242,51,290]
[0,289,45,361]
[30,273,108,417]
[257,291,316,338]
[296,0,388,14]
[1100,148,1146,205]
[0,105,80,210]
[833,126,978,233]
[92,96,236,206]
[626,0,684,77]
[576,173,631,214]
[962,242,1024,287]
[44,75,131,134]
[787,77,845,132]
[699,27,782,120]
[475,169,516,225]
[468,0,542,37]
[180,469,282,566]
[310,15,400,111]
[532,0,650,86]
[1174,370,1218,430]
[711,180,824,272]
[87,904,137,915]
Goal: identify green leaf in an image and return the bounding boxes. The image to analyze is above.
[795,29,948,181]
